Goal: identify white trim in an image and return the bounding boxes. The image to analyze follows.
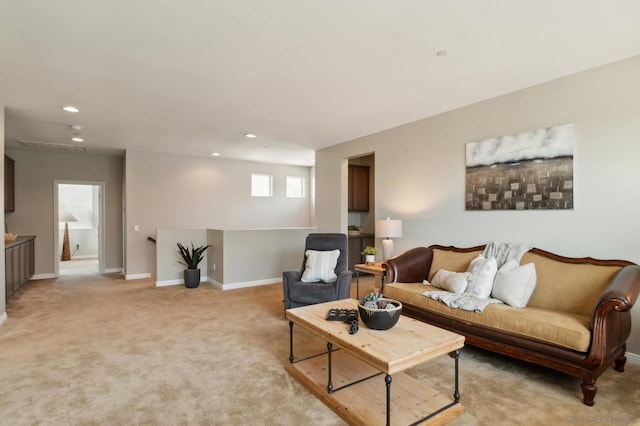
[626,351,640,366]
[155,276,209,287]
[125,273,151,280]
[207,278,223,289]
[217,277,281,291]
[70,255,99,260]
[0,312,7,327]
[105,268,123,274]
[155,279,183,287]
[31,273,57,280]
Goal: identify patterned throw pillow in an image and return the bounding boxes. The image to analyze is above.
[301,249,340,283]
[465,255,498,299]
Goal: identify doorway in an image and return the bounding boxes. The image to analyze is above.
[347,153,375,272]
[53,181,106,276]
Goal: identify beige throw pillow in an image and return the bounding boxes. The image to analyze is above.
[491,260,537,308]
[428,269,470,295]
[301,249,340,283]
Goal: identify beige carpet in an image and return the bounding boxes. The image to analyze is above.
[59,259,99,276]
[1,273,639,425]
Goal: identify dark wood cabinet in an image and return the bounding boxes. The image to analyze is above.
[5,236,35,302]
[348,165,369,212]
[348,234,375,271]
[4,155,15,213]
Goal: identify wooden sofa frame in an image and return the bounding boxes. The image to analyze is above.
[383,245,640,406]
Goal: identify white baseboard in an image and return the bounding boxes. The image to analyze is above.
[0,312,7,327]
[31,273,57,280]
[155,276,209,287]
[207,278,223,289]
[70,255,98,260]
[125,273,151,280]
[626,351,640,366]
[155,279,182,287]
[104,268,123,274]
[218,277,281,291]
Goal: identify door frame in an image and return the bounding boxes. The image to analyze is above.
[53,180,106,276]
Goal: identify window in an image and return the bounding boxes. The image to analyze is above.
[251,174,272,197]
[286,176,305,198]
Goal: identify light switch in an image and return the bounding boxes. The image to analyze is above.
[134,225,139,232]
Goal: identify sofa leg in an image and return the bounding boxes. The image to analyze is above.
[614,354,626,372]
[581,380,596,406]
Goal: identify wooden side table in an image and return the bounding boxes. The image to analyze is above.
[354,262,386,298]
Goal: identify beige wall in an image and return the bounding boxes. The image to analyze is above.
[4,148,124,276]
[1,105,5,317]
[156,228,208,284]
[219,227,315,287]
[315,56,640,355]
[124,150,313,277]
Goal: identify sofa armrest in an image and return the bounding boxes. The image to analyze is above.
[384,247,433,284]
[594,265,640,313]
[587,265,640,365]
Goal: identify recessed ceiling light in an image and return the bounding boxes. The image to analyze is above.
[72,137,84,142]
[436,50,448,57]
[62,105,80,113]
[70,124,82,131]
[211,152,220,156]
[245,133,257,138]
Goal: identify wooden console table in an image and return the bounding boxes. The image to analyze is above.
[5,235,36,302]
[354,262,385,298]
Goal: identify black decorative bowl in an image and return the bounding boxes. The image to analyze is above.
[357,298,402,330]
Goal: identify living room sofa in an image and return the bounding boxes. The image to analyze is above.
[382,244,640,406]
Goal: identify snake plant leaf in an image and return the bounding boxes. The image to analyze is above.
[177,242,211,269]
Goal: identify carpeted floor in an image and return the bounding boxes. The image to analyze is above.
[0,273,638,425]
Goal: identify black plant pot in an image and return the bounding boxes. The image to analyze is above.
[184,268,201,288]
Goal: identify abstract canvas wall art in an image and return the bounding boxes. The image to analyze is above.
[465,124,575,210]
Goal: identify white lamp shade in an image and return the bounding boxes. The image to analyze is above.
[59,211,78,222]
[375,218,402,239]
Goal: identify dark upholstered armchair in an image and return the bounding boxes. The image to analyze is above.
[283,233,353,310]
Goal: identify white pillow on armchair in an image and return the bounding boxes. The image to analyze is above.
[301,249,340,283]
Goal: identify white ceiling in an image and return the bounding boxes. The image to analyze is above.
[1,1,639,166]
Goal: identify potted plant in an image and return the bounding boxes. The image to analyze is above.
[177,242,211,288]
[361,246,377,263]
[348,225,360,236]
[358,292,402,330]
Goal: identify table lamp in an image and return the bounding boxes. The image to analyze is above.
[375,217,402,261]
[60,211,78,261]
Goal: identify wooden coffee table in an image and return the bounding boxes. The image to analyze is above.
[285,298,465,425]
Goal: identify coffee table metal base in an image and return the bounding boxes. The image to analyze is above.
[286,349,463,425]
[288,321,463,425]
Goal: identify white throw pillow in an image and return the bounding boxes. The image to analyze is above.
[429,269,470,295]
[491,260,537,308]
[301,249,340,283]
[465,255,498,299]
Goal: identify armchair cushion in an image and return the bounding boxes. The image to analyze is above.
[301,249,340,283]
